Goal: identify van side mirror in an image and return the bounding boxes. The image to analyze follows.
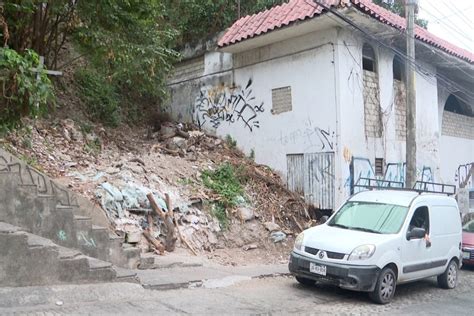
[407,227,426,240]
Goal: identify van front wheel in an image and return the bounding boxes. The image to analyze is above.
[437,259,458,289]
[369,267,396,304]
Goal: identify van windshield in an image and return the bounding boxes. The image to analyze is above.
[328,201,409,234]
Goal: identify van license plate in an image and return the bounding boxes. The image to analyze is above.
[310,262,327,276]
[463,251,470,259]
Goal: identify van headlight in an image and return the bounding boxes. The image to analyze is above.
[348,244,376,261]
[294,232,304,251]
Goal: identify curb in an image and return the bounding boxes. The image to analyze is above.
[141,271,291,291]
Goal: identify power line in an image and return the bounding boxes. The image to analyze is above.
[437,0,472,30]
[310,1,474,106]
[419,3,473,49]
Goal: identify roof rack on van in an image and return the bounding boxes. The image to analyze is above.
[354,178,404,190]
[412,181,456,196]
[354,178,457,196]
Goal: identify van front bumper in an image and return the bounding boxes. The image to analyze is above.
[289,251,380,292]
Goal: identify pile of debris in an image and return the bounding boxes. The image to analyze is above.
[2,117,313,263]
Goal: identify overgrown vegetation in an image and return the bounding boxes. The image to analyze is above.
[0,0,295,128]
[74,69,120,127]
[75,1,179,99]
[164,0,289,47]
[0,48,54,129]
[201,163,246,229]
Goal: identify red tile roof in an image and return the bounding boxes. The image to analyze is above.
[218,0,474,64]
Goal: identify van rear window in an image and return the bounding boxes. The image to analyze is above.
[328,202,409,234]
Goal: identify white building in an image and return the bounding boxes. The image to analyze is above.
[167,0,474,210]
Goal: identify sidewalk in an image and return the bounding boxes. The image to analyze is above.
[136,250,289,290]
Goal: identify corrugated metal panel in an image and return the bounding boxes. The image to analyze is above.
[304,153,335,210]
[287,154,304,194]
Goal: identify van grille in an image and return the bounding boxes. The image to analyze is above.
[304,247,345,259]
[327,251,345,259]
[305,246,319,255]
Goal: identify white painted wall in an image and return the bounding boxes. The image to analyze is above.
[335,28,442,207]
[169,24,471,210]
[440,136,473,188]
[195,29,339,176]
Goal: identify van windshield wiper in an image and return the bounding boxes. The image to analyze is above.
[328,223,350,230]
[350,226,381,234]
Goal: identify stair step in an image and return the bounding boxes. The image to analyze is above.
[37,194,55,199]
[87,257,113,270]
[0,222,22,233]
[92,225,108,231]
[27,233,57,248]
[57,246,82,259]
[114,267,139,283]
[74,215,92,221]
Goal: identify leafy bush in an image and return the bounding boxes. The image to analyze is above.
[74,68,120,127]
[0,48,54,128]
[201,163,244,208]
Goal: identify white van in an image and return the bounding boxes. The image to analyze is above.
[289,189,462,304]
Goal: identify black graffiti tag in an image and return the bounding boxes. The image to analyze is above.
[194,79,263,132]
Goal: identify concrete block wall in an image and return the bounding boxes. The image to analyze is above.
[442,111,474,139]
[363,70,382,138]
[394,80,407,141]
[169,56,205,84]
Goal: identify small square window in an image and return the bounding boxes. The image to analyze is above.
[272,86,292,115]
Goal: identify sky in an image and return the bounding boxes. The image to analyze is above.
[417,0,474,52]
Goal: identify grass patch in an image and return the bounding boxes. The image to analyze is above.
[201,163,244,208]
[201,163,246,230]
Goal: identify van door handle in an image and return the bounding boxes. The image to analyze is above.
[426,240,432,248]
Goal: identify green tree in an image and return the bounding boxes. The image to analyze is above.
[373,0,428,28]
[1,1,78,68]
[0,48,54,128]
[164,0,288,47]
[75,1,178,99]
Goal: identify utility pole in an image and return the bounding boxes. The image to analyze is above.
[405,0,417,188]
[237,0,241,19]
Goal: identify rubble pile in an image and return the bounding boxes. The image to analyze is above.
[3,118,311,264]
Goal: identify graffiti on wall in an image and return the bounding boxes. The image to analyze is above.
[273,117,335,152]
[194,79,264,132]
[455,162,474,188]
[345,157,435,194]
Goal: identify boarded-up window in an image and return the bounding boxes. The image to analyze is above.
[272,86,292,114]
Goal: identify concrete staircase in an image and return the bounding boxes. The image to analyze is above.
[0,222,137,287]
[0,149,140,272]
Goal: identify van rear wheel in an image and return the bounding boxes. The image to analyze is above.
[437,259,458,289]
[369,267,396,304]
[295,276,315,286]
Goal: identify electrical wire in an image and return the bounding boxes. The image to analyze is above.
[310,0,474,106]
[418,4,473,50]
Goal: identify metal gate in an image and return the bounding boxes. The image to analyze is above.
[287,152,335,210]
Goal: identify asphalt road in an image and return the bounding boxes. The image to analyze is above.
[1,266,473,315]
